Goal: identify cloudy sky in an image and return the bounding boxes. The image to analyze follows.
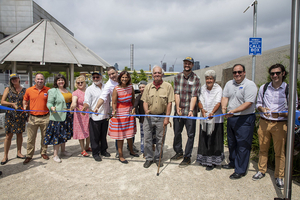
[34,0,293,72]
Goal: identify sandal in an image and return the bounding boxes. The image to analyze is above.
[81,150,90,157]
[85,147,92,152]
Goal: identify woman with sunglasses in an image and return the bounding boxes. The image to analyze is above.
[44,73,73,163]
[70,75,91,157]
[1,74,27,165]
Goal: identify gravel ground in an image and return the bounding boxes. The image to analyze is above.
[0,119,299,200]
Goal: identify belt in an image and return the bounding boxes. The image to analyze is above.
[153,113,166,115]
[260,117,286,123]
[30,114,49,117]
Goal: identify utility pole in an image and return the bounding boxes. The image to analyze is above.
[244,0,258,82]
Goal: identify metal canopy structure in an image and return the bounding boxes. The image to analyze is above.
[0,19,111,90]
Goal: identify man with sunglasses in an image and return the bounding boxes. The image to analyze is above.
[253,63,296,190]
[221,64,257,179]
[82,72,111,162]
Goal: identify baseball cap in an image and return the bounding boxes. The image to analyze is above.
[10,73,19,79]
[92,72,102,76]
[183,56,194,63]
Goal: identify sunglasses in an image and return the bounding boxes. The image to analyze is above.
[233,71,243,75]
[270,72,282,76]
[77,81,84,85]
[92,76,100,79]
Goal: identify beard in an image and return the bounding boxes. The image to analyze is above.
[184,68,192,72]
[94,80,101,85]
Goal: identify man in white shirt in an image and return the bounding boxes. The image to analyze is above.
[82,72,110,162]
[94,67,119,111]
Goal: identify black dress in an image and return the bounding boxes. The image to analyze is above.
[5,88,27,134]
[197,123,224,166]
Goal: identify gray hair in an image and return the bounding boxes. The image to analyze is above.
[152,65,164,75]
[204,70,216,80]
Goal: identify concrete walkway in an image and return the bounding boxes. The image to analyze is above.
[0,120,299,200]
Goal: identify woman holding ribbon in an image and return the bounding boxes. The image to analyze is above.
[1,74,27,165]
[108,71,139,164]
[197,70,224,170]
[70,75,90,157]
[44,74,73,163]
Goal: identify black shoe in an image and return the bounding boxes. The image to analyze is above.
[222,164,234,169]
[155,160,163,167]
[229,172,245,179]
[0,171,2,176]
[143,160,153,168]
[206,165,215,171]
[130,152,139,157]
[119,158,128,164]
[17,155,26,159]
[1,158,8,165]
[179,157,191,168]
[101,151,111,157]
[170,152,183,160]
[93,155,102,162]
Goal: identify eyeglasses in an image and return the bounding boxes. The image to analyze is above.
[270,72,282,76]
[232,71,243,75]
[77,82,84,85]
[92,76,100,79]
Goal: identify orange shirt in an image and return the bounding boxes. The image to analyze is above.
[23,85,50,115]
[62,92,72,103]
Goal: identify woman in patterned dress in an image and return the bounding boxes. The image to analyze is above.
[44,74,73,163]
[109,71,139,164]
[70,75,90,157]
[1,74,27,165]
[197,70,224,171]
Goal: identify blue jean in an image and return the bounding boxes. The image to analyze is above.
[227,114,256,174]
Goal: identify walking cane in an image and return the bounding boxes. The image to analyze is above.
[157,122,171,176]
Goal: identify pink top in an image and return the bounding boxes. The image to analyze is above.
[72,89,89,139]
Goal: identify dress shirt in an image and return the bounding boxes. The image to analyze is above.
[84,83,110,121]
[256,82,297,121]
[99,79,118,103]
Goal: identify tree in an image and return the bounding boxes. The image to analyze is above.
[131,70,139,84]
[33,71,53,80]
[122,66,130,71]
[138,69,148,82]
[102,71,109,83]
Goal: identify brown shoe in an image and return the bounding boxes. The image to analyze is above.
[23,157,32,165]
[41,154,49,160]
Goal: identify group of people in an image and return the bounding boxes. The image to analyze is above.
[0,59,292,191]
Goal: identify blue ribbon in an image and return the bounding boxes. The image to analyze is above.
[0,105,299,124]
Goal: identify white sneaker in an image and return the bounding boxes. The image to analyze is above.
[61,151,72,157]
[53,156,61,163]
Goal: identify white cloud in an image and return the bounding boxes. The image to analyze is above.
[34,0,294,72]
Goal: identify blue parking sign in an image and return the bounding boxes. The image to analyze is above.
[249,37,262,55]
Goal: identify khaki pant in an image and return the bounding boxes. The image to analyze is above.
[257,118,287,178]
[26,114,49,158]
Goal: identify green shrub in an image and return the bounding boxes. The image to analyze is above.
[45,82,54,88]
